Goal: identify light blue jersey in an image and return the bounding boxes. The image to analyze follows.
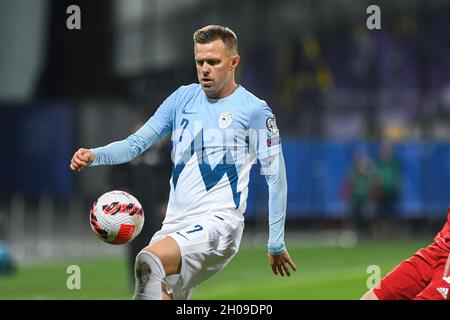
[91,83,287,254]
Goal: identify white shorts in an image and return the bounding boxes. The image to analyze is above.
[149,212,244,300]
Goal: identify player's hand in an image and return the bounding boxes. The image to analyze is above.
[268,250,297,277]
[70,148,95,172]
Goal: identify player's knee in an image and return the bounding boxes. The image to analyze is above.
[135,251,166,283]
[133,251,167,300]
[142,237,181,275]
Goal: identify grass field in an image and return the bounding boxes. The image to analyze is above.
[0,239,431,300]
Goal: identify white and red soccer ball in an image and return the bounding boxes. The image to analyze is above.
[89,190,144,244]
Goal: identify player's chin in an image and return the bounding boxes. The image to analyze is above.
[201,85,218,98]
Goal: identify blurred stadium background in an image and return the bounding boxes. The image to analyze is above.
[0,0,450,299]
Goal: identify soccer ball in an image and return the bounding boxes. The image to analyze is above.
[89,190,144,244]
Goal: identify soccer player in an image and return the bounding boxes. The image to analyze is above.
[361,207,450,300]
[70,25,297,300]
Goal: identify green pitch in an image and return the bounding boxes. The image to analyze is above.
[0,239,431,300]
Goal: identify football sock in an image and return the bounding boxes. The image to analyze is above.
[133,251,166,300]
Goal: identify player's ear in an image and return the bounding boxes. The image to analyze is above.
[230,55,240,71]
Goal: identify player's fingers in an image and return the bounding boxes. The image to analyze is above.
[78,148,88,155]
[70,161,80,170]
[286,258,298,272]
[74,149,86,161]
[72,156,88,167]
[78,154,89,163]
[271,263,278,275]
[80,148,94,161]
[281,262,291,276]
[71,158,85,171]
[75,150,89,161]
[71,163,82,172]
[79,150,92,162]
[70,159,80,170]
[277,263,285,277]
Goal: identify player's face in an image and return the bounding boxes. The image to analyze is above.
[194,39,240,99]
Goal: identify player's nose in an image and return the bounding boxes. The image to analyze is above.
[202,68,210,76]
[200,63,210,74]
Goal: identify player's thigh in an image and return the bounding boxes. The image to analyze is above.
[373,250,434,300]
[143,236,182,275]
[171,217,242,288]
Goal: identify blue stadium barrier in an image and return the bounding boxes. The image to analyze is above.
[246,140,450,219]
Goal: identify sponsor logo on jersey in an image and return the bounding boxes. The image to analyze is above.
[218,112,233,129]
[436,287,448,299]
[266,116,279,134]
[267,136,280,147]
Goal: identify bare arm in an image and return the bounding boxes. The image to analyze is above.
[444,253,450,280]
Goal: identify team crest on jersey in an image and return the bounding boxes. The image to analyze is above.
[266,117,279,134]
[218,112,233,129]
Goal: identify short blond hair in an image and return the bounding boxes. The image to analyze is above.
[193,25,238,55]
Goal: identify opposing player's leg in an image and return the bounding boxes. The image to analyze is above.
[133,236,181,300]
[361,247,435,300]
[360,289,379,300]
[413,248,449,300]
[413,267,449,300]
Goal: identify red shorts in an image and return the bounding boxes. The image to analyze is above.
[373,243,450,300]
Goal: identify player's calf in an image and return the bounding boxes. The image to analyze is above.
[133,251,166,300]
